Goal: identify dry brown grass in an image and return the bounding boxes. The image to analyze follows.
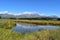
[13,20,60,25]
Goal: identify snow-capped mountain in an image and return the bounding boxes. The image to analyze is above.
[16,13,41,18]
[0,12,59,19]
[0,13,16,18]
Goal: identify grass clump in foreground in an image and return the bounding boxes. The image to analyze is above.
[23,28,60,40]
[0,19,16,29]
[0,28,60,40]
[0,28,22,40]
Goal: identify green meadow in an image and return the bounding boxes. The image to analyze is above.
[0,19,60,40]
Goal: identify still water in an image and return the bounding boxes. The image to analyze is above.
[12,22,60,33]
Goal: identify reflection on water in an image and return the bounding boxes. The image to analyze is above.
[11,23,60,33]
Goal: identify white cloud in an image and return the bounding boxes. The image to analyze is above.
[51,13,57,16]
[3,11,8,13]
[19,11,40,15]
[21,11,46,16]
[0,11,46,16]
[0,11,9,14]
[0,11,17,15]
[22,11,35,14]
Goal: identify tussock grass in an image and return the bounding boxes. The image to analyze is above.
[0,28,21,40]
[0,28,60,40]
[0,19,16,29]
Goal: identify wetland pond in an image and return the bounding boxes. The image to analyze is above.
[11,22,60,33]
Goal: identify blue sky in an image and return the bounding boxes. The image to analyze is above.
[0,0,60,16]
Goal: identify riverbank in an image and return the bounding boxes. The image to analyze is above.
[13,19,60,26]
[0,19,60,29]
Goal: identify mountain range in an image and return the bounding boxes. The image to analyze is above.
[0,13,59,19]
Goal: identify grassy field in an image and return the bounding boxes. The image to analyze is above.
[0,19,60,40]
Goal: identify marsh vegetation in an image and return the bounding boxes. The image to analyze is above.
[14,19,60,25]
[0,19,60,40]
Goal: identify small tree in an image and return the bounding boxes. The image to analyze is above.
[0,16,1,19]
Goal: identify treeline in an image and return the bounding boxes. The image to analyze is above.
[0,16,60,20]
[9,18,60,20]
